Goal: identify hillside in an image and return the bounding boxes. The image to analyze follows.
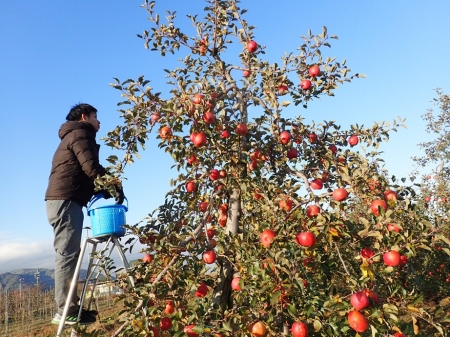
[0,269,88,291]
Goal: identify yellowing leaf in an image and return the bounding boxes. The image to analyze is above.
[132,319,143,329]
[407,304,420,313]
[360,260,375,280]
[412,316,419,334]
[313,319,322,332]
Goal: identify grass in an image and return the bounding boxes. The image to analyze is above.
[2,297,449,336]
[1,301,124,337]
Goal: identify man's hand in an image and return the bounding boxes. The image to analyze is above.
[114,186,125,205]
[96,189,112,199]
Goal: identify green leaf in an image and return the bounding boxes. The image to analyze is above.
[270,290,281,305]
[313,319,322,332]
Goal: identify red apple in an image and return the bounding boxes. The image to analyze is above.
[291,321,308,337]
[195,283,208,297]
[184,324,199,337]
[185,181,197,193]
[280,131,291,144]
[296,231,316,247]
[383,250,401,267]
[190,132,197,143]
[250,149,262,161]
[277,85,289,96]
[199,201,209,212]
[206,227,215,239]
[287,148,298,159]
[393,333,406,337]
[350,291,370,311]
[337,155,346,163]
[279,198,293,212]
[231,277,242,291]
[399,254,408,265]
[370,199,388,216]
[384,189,398,201]
[192,132,207,147]
[347,311,368,333]
[159,126,172,139]
[260,229,276,248]
[236,123,248,136]
[151,113,160,124]
[246,40,258,53]
[328,144,337,153]
[308,65,321,77]
[363,289,380,304]
[199,44,207,55]
[187,154,198,165]
[310,178,323,190]
[250,322,267,337]
[219,169,227,179]
[205,99,215,110]
[202,250,217,264]
[160,317,172,331]
[149,326,160,337]
[300,79,312,90]
[193,94,204,105]
[368,179,380,191]
[164,300,175,315]
[308,132,318,143]
[348,134,359,146]
[243,69,252,77]
[247,160,258,171]
[333,188,348,201]
[209,169,220,181]
[360,248,374,260]
[142,253,153,263]
[202,111,216,124]
[253,188,263,200]
[220,129,230,138]
[306,205,320,218]
[387,223,401,233]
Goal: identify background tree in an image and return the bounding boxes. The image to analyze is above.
[414,90,450,219]
[406,90,450,310]
[93,1,450,336]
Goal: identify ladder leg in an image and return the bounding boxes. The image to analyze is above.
[112,236,135,287]
[76,238,100,319]
[56,237,89,337]
[81,237,115,312]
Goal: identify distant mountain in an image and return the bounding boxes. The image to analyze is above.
[0,269,88,291]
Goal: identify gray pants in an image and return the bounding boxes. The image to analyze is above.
[46,200,83,315]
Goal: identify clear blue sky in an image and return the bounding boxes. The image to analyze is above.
[0,1,449,277]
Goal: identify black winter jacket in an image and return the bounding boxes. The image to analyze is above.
[45,121,106,207]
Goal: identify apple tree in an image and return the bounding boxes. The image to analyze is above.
[405,90,450,308]
[94,1,450,336]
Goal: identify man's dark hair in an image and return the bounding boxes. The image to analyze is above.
[66,103,97,121]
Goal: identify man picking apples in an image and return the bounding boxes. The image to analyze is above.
[45,103,125,326]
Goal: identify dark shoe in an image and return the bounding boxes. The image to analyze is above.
[51,312,96,326]
[82,308,98,316]
[79,311,96,325]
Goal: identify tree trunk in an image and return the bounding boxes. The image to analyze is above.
[211,188,241,311]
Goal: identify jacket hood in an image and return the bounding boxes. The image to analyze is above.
[58,121,96,140]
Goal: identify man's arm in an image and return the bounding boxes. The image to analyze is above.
[71,130,106,179]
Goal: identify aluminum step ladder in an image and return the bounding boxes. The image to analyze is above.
[56,235,134,337]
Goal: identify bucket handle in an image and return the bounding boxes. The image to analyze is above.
[87,193,128,215]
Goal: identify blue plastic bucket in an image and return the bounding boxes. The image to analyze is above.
[87,194,128,238]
